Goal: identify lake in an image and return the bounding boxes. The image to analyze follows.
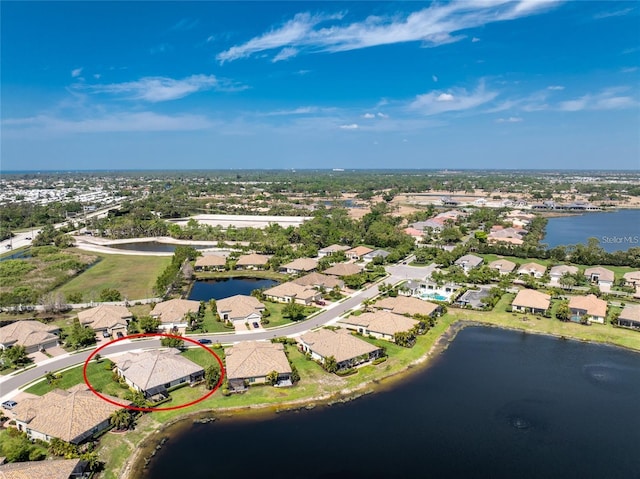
[108,241,211,253]
[188,277,278,301]
[543,209,640,252]
[139,326,640,479]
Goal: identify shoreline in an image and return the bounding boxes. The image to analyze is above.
[119,318,639,479]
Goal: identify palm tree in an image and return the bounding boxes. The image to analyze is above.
[110,409,135,431]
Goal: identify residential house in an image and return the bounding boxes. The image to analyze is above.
[518,262,547,278]
[292,272,344,290]
[488,259,517,275]
[263,282,321,306]
[584,267,615,292]
[112,349,204,398]
[403,227,425,243]
[225,341,292,391]
[375,296,440,318]
[279,258,318,275]
[317,244,350,258]
[623,270,640,287]
[77,304,132,339]
[549,265,579,284]
[323,262,363,277]
[216,295,265,326]
[455,288,491,309]
[617,304,640,330]
[0,458,88,479]
[150,298,200,334]
[10,385,126,444]
[194,254,226,272]
[0,320,60,354]
[454,254,483,273]
[488,227,525,245]
[345,246,373,261]
[363,249,391,262]
[235,253,270,270]
[412,217,446,232]
[298,328,382,371]
[568,294,608,324]
[511,289,551,314]
[338,311,419,342]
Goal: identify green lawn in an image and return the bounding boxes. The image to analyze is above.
[262,301,319,328]
[56,253,171,301]
[181,346,225,368]
[188,310,232,334]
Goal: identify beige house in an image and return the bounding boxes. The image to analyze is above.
[375,296,440,318]
[454,254,483,273]
[584,267,615,292]
[617,304,640,330]
[345,246,373,261]
[0,458,86,479]
[549,265,579,284]
[225,341,292,390]
[623,270,640,287]
[11,384,126,444]
[280,258,318,275]
[292,272,344,290]
[511,289,551,314]
[78,304,132,339]
[338,311,419,342]
[317,244,350,258]
[263,282,321,305]
[323,262,363,277]
[150,298,200,333]
[568,294,608,324]
[235,253,270,270]
[298,328,382,371]
[216,295,265,325]
[112,349,204,398]
[194,254,226,271]
[0,320,60,354]
[488,259,517,275]
[518,262,547,278]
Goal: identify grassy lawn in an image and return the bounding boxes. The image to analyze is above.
[262,301,319,328]
[56,253,171,301]
[25,360,128,399]
[181,346,225,368]
[188,310,232,334]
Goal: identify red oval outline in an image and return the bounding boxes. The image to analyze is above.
[83,333,225,412]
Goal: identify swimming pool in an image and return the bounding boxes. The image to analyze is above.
[420,292,448,301]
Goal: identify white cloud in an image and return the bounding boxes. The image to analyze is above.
[76,74,244,102]
[339,123,359,129]
[411,82,498,115]
[71,68,83,78]
[432,75,438,82]
[547,85,564,90]
[558,88,637,112]
[272,47,299,62]
[621,67,638,73]
[496,116,523,123]
[471,37,481,42]
[593,7,634,19]
[377,112,389,118]
[216,1,560,63]
[362,113,376,119]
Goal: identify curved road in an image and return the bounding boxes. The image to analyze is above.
[0,273,405,402]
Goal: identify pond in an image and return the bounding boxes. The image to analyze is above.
[108,241,212,253]
[139,326,640,479]
[187,277,278,301]
[0,249,31,261]
[543,209,640,252]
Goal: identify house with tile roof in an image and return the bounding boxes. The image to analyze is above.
[298,328,382,371]
[279,258,318,275]
[511,289,551,314]
[10,385,126,444]
[194,254,226,271]
[568,294,608,324]
[225,341,292,390]
[323,262,363,277]
[0,321,60,354]
[317,244,350,258]
[292,272,344,290]
[549,265,579,284]
[584,267,615,292]
[338,311,419,343]
[363,249,390,262]
[0,458,87,479]
[263,282,321,306]
[112,349,204,398]
[454,254,483,273]
[375,296,441,318]
[488,259,517,275]
[617,304,640,330]
[150,298,200,333]
[235,253,270,270]
[518,262,547,278]
[216,295,265,325]
[345,246,373,261]
[77,304,132,339]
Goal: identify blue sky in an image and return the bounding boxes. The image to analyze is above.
[2,1,639,171]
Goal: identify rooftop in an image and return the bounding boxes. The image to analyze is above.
[225,341,292,380]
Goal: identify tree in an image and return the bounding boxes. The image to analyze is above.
[205,364,221,390]
[283,302,305,321]
[99,288,122,302]
[556,301,571,322]
[266,370,279,386]
[65,319,96,349]
[110,409,135,431]
[138,316,160,333]
[160,334,184,349]
[323,355,338,373]
[208,298,217,314]
[2,345,29,368]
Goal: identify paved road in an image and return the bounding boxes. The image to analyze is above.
[0,274,401,402]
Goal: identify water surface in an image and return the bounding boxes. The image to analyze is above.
[188,277,278,301]
[141,327,640,479]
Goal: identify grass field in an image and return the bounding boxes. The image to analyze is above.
[56,253,171,301]
[262,301,319,328]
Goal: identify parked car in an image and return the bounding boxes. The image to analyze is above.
[25,236,31,240]
[197,338,212,344]
[315,300,326,306]
[252,322,260,329]
[102,330,111,338]
[2,400,17,410]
